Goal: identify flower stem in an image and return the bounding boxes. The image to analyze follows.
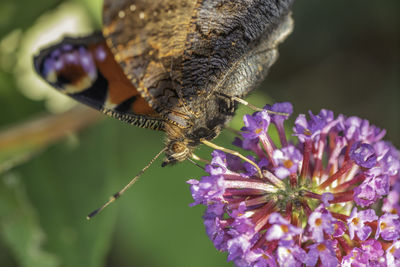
[318,160,354,190]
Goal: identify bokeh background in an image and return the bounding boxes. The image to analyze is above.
[0,0,398,266]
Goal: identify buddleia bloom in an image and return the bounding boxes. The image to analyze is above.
[188,102,400,266]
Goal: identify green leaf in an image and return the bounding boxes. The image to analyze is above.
[0,0,62,38]
[0,173,59,267]
[6,120,120,267]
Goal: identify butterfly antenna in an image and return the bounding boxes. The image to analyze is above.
[187,157,205,171]
[231,96,289,116]
[86,147,167,220]
[231,96,263,112]
[225,126,242,136]
[191,153,210,164]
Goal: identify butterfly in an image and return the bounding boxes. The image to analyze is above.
[34,0,294,166]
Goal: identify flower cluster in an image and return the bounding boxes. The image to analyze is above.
[188,102,400,266]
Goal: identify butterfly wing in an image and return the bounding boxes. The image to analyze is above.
[179,0,294,98]
[102,0,198,121]
[34,32,165,131]
[102,0,294,125]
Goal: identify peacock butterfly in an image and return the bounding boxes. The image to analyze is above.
[34,0,294,166]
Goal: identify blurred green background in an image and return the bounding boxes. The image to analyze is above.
[0,0,398,266]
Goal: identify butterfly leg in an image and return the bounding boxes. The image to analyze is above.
[215,92,289,116]
[214,92,262,112]
[201,139,262,178]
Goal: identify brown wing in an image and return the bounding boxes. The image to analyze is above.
[102,0,198,119]
[34,33,164,130]
[180,0,294,100]
[102,0,294,127]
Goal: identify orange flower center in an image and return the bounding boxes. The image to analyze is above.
[304,129,312,136]
[317,243,327,252]
[284,159,293,169]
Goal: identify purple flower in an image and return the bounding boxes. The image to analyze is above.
[203,209,228,250]
[272,145,302,179]
[321,193,334,207]
[241,111,271,140]
[266,213,303,246]
[353,169,390,208]
[240,249,277,267]
[243,156,261,177]
[332,220,346,237]
[227,235,254,262]
[233,137,259,151]
[341,247,369,266]
[343,116,386,143]
[375,213,400,241]
[382,191,400,215]
[187,175,225,206]
[293,109,338,143]
[265,102,293,146]
[304,240,338,267]
[376,142,400,176]
[361,239,384,261]
[276,245,306,267]
[353,183,377,207]
[308,207,334,242]
[349,142,377,168]
[368,170,390,196]
[264,102,293,125]
[353,173,390,207]
[347,208,378,240]
[386,241,400,266]
[188,103,400,266]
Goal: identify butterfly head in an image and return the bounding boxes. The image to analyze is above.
[162,139,192,167]
[161,120,223,166]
